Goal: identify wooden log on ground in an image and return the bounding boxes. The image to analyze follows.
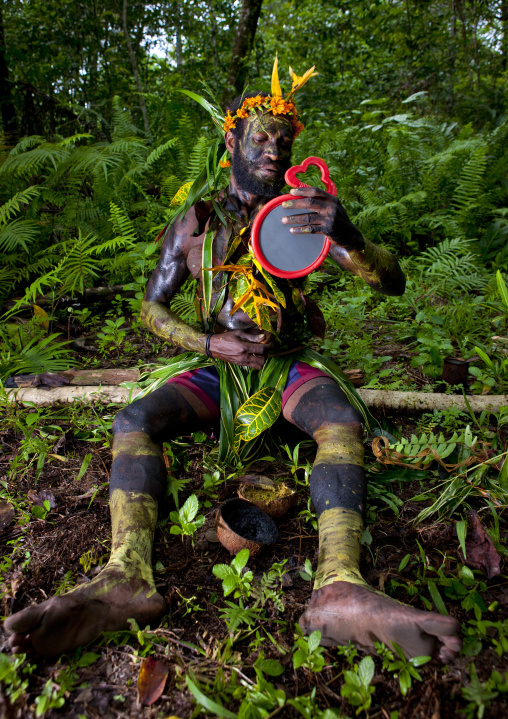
[5,386,141,406]
[8,368,140,387]
[5,385,508,413]
[64,368,140,385]
[356,390,508,414]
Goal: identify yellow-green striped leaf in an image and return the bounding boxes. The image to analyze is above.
[233,387,282,451]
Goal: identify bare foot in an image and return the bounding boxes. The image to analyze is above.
[299,582,461,662]
[4,561,165,657]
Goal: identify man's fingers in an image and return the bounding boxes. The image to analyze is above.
[243,355,266,369]
[242,341,273,355]
[282,212,321,226]
[290,225,326,235]
[282,197,326,211]
[289,186,327,198]
[235,330,270,344]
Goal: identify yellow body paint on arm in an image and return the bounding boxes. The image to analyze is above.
[141,300,207,353]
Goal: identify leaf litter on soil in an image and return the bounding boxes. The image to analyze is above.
[0,405,506,718]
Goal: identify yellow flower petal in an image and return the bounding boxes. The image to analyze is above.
[271,54,282,97]
[291,65,318,93]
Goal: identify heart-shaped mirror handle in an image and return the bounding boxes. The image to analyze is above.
[285,156,337,197]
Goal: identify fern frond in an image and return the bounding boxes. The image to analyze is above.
[146,138,179,167]
[0,219,40,253]
[0,186,40,226]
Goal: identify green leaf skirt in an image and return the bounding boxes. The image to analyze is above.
[135,349,377,467]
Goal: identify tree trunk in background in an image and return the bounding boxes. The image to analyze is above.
[122,0,150,136]
[502,0,508,70]
[223,0,264,106]
[0,2,17,138]
[175,0,183,68]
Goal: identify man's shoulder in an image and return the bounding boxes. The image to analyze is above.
[161,199,216,252]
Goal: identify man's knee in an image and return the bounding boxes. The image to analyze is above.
[289,383,364,436]
[113,401,153,436]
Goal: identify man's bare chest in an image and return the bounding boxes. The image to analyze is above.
[184,223,234,280]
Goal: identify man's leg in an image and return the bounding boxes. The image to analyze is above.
[283,377,461,661]
[5,383,216,656]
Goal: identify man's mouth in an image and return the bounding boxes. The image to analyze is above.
[257,165,282,178]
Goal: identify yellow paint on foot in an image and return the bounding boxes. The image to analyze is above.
[112,432,163,460]
[108,489,159,597]
[63,490,160,600]
[313,425,364,467]
[313,507,369,590]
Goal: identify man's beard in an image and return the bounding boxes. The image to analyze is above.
[231,151,290,198]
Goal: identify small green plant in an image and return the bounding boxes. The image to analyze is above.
[461,663,508,719]
[219,598,259,634]
[293,627,326,672]
[34,679,67,716]
[463,617,508,657]
[253,559,289,612]
[0,653,36,706]
[283,441,313,486]
[53,570,76,595]
[30,498,51,520]
[96,316,127,355]
[212,548,253,599]
[175,591,205,616]
[236,651,286,717]
[410,311,454,378]
[299,558,316,583]
[288,687,342,718]
[170,494,205,539]
[375,641,430,696]
[469,345,508,395]
[341,655,376,714]
[298,498,318,531]
[202,469,224,497]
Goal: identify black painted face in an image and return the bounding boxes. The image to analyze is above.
[231,112,294,197]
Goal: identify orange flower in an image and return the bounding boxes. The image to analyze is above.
[285,102,297,115]
[244,95,264,109]
[219,159,231,168]
[270,95,287,115]
[237,107,249,119]
[223,111,236,132]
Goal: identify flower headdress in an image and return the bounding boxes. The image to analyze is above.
[223,56,318,138]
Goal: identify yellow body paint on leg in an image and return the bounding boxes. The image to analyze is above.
[69,489,159,599]
[313,507,368,590]
[112,432,163,460]
[313,425,364,467]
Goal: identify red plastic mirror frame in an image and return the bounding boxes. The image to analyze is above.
[251,157,336,279]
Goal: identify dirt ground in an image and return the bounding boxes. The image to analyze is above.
[0,405,507,718]
[1,301,507,717]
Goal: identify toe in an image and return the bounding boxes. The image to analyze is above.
[8,632,32,653]
[420,613,459,638]
[438,634,462,662]
[4,604,44,635]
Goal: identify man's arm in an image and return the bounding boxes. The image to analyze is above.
[329,240,406,297]
[141,208,272,368]
[281,187,406,296]
[141,208,208,352]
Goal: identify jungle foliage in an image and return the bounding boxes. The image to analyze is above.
[1,1,508,717]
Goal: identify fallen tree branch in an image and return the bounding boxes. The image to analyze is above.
[5,386,508,413]
[356,389,508,414]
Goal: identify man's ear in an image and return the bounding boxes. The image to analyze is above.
[225,131,236,154]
